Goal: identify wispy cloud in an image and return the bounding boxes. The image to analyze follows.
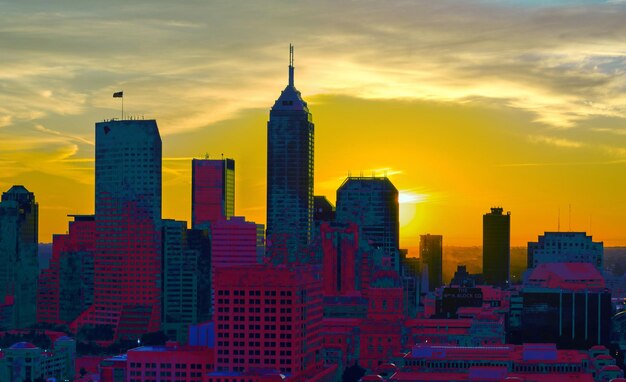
[528,134,584,148]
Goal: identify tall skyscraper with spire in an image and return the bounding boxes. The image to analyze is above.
[266,45,314,263]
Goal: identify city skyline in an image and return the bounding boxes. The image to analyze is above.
[2,1,626,247]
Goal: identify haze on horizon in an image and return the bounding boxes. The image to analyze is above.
[1,0,626,248]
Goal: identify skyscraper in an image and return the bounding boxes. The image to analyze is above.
[420,234,443,291]
[336,177,400,270]
[482,207,510,286]
[0,185,38,329]
[162,219,197,342]
[266,45,314,263]
[75,119,162,337]
[191,158,235,228]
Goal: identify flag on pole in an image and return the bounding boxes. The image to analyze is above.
[113,91,123,98]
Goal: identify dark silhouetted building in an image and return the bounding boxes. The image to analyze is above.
[191,158,235,228]
[73,119,162,339]
[313,195,335,240]
[521,262,611,349]
[420,234,443,291]
[0,185,38,329]
[162,219,198,342]
[528,232,603,270]
[266,46,314,263]
[336,177,399,270]
[483,207,510,286]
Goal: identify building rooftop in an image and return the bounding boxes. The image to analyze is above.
[525,262,606,291]
[9,342,38,349]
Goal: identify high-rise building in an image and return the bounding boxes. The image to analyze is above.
[191,158,235,228]
[74,119,162,338]
[483,207,510,286]
[0,185,38,329]
[420,234,443,291]
[266,46,314,263]
[336,177,399,270]
[186,228,212,323]
[162,219,198,342]
[212,264,323,381]
[527,232,603,270]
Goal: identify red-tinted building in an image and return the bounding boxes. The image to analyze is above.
[211,217,258,269]
[359,271,405,371]
[126,342,215,382]
[72,120,162,340]
[321,222,359,297]
[212,264,324,381]
[192,158,235,228]
[320,318,361,369]
[37,215,95,325]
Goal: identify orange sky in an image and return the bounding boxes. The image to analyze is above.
[1,1,626,248]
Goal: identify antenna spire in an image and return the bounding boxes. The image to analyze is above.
[288,44,294,87]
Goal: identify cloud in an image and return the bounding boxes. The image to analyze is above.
[528,135,584,148]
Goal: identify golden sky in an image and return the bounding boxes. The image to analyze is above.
[1,1,626,248]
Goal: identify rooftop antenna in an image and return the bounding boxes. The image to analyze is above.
[289,44,294,87]
[568,204,571,231]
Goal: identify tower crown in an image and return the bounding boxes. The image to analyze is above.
[271,44,309,112]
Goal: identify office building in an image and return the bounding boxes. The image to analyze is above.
[211,216,259,269]
[482,207,510,286]
[73,119,162,339]
[321,222,359,297]
[162,219,198,342]
[212,264,323,381]
[521,262,611,349]
[38,215,95,325]
[266,46,315,263]
[0,185,38,329]
[191,158,235,228]
[528,231,603,269]
[420,234,442,291]
[336,177,399,270]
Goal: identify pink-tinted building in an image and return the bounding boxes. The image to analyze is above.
[212,264,325,381]
[359,271,406,371]
[211,217,258,269]
[125,342,215,382]
[321,222,359,297]
[320,318,361,368]
[37,215,95,325]
[192,158,234,228]
[72,120,163,340]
